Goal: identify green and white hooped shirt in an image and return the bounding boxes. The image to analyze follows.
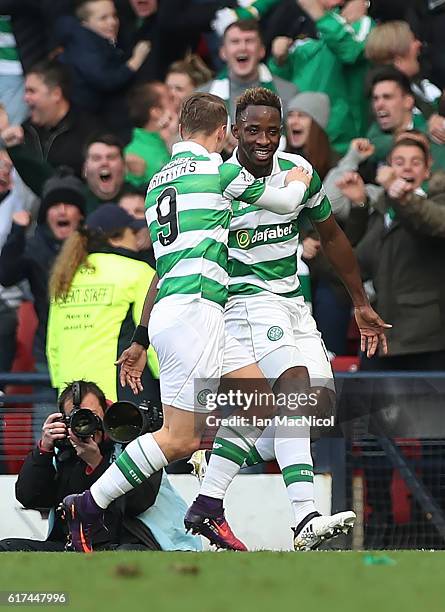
[145,141,269,310]
[0,16,22,75]
[227,149,332,300]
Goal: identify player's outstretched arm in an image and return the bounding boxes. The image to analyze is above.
[314,215,391,357]
[115,273,159,393]
[255,166,312,214]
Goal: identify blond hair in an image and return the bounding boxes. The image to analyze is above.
[49,226,125,300]
[167,54,213,88]
[365,21,413,64]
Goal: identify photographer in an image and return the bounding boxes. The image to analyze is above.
[0,381,200,552]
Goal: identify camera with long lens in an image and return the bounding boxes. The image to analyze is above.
[55,382,103,454]
[103,399,163,444]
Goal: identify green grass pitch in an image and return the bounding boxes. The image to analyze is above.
[0,551,443,612]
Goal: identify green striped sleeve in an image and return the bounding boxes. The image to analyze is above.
[237,179,266,204]
[219,162,242,192]
[306,195,332,222]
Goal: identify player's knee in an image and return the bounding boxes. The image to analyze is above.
[274,366,310,393]
[166,435,201,460]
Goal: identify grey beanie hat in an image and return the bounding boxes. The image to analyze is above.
[286,92,331,130]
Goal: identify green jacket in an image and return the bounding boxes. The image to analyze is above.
[47,248,158,401]
[367,113,445,172]
[268,11,374,154]
[125,128,171,188]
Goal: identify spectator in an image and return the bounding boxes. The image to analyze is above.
[366,67,445,171]
[116,0,221,80]
[117,184,146,220]
[117,185,155,267]
[285,92,336,180]
[0,380,200,552]
[0,171,86,369]
[342,137,445,368]
[0,149,37,377]
[124,82,174,188]
[0,1,72,124]
[83,133,130,213]
[55,0,150,138]
[324,137,382,222]
[166,55,213,113]
[365,21,445,145]
[269,0,374,153]
[201,19,297,120]
[2,132,131,215]
[0,15,27,125]
[1,59,100,178]
[47,204,159,403]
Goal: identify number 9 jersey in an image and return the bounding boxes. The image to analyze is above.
[145,140,268,311]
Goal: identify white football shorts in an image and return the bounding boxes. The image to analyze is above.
[149,300,254,412]
[223,294,334,388]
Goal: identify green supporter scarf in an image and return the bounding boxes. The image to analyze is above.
[208,63,277,116]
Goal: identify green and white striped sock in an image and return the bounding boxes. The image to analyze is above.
[244,422,275,466]
[199,425,263,499]
[274,420,316,525]
[91,433,168,508]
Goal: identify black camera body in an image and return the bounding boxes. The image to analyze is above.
[55,382,103,454]
[103,399,163,444]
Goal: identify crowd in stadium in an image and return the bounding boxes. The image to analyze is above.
[1,0,444,388]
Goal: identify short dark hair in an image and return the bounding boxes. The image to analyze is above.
[235,87,282,122]
[83,133,125,159]
[180,93,228,137]
[389,137,429,164]
[26,59,71,101]
[224,18,262,41]
[58,380,108,414]
[127,82,163,128]
[369,66,413,97]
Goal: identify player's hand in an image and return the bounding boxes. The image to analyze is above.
[336,171,366,205]
[40,413,68,452]
[354,304,392,358]
[271,36,293,63]
[115,342,147,394]
[68,431,103,470]
[350,138,375,160]
[285,165,312,188]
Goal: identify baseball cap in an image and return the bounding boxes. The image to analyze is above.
[86,203,146,233]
